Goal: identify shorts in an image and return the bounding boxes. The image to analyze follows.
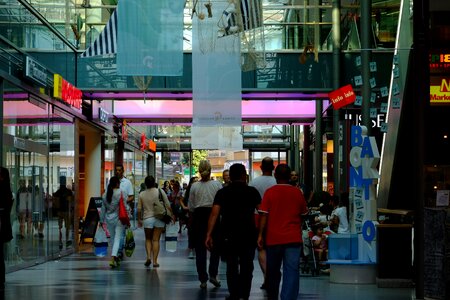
[143,217,165,229]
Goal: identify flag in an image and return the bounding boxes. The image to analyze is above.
[116,0,184,76]
[80,10,117,58]
[241,0,263,31]
[219,0,263,36]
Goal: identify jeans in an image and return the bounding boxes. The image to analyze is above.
[225,241,256,300]
[193,207,220,283]
[266,243,301,300]
[106,219,125,257]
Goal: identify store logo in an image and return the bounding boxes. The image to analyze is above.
[53,74,82,109]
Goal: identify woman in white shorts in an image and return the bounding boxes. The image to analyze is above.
[137,176,173,268]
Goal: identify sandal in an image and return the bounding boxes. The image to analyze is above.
[153,263,160,268]
[144,259,151,267]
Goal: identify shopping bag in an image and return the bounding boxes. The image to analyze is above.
[118,192,130,226]
[165,221,179,252]
[124,228,135,257]
[94,226,108,257]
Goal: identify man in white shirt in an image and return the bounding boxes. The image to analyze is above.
[249,157,277,290]
[115,164,134,259]
[115,164,134,210]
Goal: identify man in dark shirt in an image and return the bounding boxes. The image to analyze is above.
[53,176,73,248]
[206,163,261,300]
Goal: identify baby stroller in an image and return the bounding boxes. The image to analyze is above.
[300,213,320,276]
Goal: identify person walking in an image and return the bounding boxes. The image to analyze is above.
[206,163,261,300]
[100,176,127,268]
[0,167,13,290]
[115,164,134,259]
[257,164,308,300]
[181,176,198,259]
[137,175,173,268]
[249,156,276,290]
[188,160,222,289]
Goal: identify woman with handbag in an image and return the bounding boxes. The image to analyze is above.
[137,176,173,268]
[100,176,127,268]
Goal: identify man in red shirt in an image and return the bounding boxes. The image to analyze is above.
[257,164,308,300]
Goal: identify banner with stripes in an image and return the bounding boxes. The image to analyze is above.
[80,10,117,58]
[241,0,263,31]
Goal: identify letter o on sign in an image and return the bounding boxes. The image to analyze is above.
[362,220,376,242]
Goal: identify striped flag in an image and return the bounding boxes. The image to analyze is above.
[220,0,263,36]
[80,10,117,58]
[241,0,263,31]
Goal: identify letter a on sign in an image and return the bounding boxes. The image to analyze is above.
[328,84,356,110]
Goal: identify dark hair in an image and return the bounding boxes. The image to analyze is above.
[274,164,291,181]
[261,157,274,172]
[312,224,323,235]
[107,176,120,203]
[229,163,246,181]
[144,176,156,189]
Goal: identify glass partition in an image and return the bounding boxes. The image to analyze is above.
[3,83,50,267]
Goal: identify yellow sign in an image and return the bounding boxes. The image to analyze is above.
[430,78,450,104]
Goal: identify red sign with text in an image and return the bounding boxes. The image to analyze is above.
[329,84,356,110]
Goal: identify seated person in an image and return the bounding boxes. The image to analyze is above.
[314,203,332,228]
[311,224,328,261]
[329,194,350,234]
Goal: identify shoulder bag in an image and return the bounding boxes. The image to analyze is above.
[154,189,172,224]
[118,192,130,226]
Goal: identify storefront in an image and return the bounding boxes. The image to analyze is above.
[1,61,116,271]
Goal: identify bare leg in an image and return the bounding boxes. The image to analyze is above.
[144,228,153,261]
[152,227,163,265]
[258,248,267,287]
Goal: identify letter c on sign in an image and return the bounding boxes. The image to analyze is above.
[362,220,376,242]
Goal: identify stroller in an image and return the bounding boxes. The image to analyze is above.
[300,213,320,276]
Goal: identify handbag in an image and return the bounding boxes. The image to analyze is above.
[124,228,135,257]
[154,189,172,224]
[118,192,130,226]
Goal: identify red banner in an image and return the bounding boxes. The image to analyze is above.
[329,84,356,110]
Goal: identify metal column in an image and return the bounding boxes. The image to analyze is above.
[361,0,372,132]
[332,0,341,194]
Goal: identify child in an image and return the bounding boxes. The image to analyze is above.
[311,224,328,262]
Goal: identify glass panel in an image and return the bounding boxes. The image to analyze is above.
[49,108,75,255]
[3,83,49,268]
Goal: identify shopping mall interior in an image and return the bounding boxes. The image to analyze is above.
[0,0,449,299]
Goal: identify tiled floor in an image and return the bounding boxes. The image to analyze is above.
[3,227,416,300]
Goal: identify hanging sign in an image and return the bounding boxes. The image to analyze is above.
[328,84,356,110]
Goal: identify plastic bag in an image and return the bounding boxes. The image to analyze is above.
[94,226,108,257]
[124,228,135,257]
[165,221,179,252]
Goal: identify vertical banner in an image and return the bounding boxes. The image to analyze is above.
[192,0,242,150]
[117,0,184,76]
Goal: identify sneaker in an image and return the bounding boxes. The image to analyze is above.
[188,250,195,259]
[209,277,221,287]
[200,282,207,289]
[109,259,117,268]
